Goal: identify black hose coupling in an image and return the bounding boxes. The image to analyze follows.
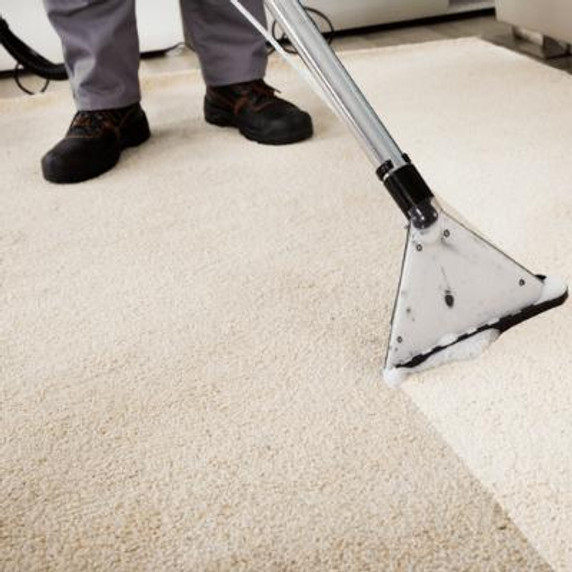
[377,158,438,229]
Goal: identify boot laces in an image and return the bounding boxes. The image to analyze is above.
[69,109,124,136]
[236,79,280,105]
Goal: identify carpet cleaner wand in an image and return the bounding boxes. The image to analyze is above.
[232,0,569,385]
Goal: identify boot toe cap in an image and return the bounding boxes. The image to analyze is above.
[42,137,119,184]
[255,108,314,145]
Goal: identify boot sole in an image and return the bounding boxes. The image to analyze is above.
[205,104,313,146]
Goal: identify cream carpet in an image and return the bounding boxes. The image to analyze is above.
[1,39,571,571]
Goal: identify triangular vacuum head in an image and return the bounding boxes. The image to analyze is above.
[383,208,568,386]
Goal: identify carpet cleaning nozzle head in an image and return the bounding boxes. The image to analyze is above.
[383,208,568,386]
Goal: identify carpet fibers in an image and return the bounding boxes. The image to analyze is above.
[1,39,571,571]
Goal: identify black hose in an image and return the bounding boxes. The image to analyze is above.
[268,7,335,55]
[0,15,67,81]
[14,64,50,95]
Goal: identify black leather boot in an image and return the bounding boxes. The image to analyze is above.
[42,103,150,184]
[204,79,313,145]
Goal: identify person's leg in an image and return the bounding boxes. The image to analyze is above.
[41,0,150,183]
[43,0,141,110]
[180,0,267,87]
[181,0,313,145]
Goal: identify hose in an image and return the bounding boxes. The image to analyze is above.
[268,7,335,55]
[0,15,67,81]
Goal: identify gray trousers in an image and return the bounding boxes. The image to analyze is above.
[43,0,268,110]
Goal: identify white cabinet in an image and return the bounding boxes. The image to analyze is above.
[295,0,448,31]
[275,0,494,31]
[496,0,572,45]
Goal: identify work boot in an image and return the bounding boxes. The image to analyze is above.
[204,79,313,145]
[42,103,150,184]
